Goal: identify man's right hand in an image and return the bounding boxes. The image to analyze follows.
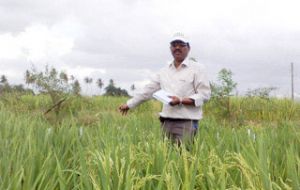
[118,104,130,115]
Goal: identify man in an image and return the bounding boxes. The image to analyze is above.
[119,32,211,144]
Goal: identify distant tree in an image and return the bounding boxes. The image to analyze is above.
[104,79,129,96]
[25,65,81,114]
[59,71,68,83]
[109,79,114,86]
[96,78,104,94]
[12,84,24,92]
[209,68,238,120]
[130,84,136,91]
[72,79,81,96]
[0,75,10,94]
[25,69,37,90]
[84,77,93,84]
[210,68,237,98]
[84,77,93,94]
[130,84,136,96]
[0,75,33,95]
[70,75,75,81]
[0,75,8,84]
[25,70,31,85]
[246,87,277,99]
[11,84,34,94]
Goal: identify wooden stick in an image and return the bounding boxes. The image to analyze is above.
[44,97,67,115]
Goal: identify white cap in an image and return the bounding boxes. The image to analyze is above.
[170,32,189,43]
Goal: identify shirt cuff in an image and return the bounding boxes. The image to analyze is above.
[126,99,137,109]
[188,94,204,107]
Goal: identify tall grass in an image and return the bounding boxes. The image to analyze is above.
[0,95,299,189]
[205,97,300,125]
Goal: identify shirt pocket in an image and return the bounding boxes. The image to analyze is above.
[177,75,194,95]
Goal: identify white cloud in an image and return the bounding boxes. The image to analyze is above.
[0,33,23,59]
[65,65,106,80]
[0,17,83,62]
[0,0,299,95]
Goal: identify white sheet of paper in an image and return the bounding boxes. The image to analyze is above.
[153,90,173,104]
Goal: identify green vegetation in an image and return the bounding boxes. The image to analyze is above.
[0,94,299,189]
[104,79,129,97]
[0,66,299,189]
[0,75,33,95]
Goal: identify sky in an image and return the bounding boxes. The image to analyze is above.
[0,0,299,96]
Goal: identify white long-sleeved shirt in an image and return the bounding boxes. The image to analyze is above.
[127,59,211,120]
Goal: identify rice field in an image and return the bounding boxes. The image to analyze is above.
[0,94,299,189]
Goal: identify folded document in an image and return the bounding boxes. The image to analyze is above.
[153,90,173,104]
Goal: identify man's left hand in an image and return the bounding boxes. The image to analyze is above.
[168,96,181,106]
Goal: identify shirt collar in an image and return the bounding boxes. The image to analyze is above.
[168,58,191,68]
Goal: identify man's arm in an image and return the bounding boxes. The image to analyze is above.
[168,65,210,107]
[119,73,161,114]
[188,65,211,107]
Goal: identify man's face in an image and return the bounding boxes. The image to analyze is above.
[170,40,190,62]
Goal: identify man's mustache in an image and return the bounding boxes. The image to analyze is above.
[173,49,181,53]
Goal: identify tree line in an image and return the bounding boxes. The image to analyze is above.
[0,66,131,97]
[1,65,277,100]
[0,65,279,123]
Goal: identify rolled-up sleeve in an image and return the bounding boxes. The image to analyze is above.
[189,65,211,107]
[127,73,161,108]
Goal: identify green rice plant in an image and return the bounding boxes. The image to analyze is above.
[0,95,300,189]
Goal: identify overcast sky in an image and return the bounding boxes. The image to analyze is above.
[0,0,299,96]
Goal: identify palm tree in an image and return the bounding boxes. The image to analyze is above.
[96,78,104,95]
[0,75,8,84]
[25,70,31,85]
[72,80,81,95]
[109,79,114,87]
[130,84,136,95]
[84,77,93,95]
[84,77,93,84]
[59,71,68,83]
[0,75,9,94]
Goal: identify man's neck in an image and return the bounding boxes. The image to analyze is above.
[174,60,184,68]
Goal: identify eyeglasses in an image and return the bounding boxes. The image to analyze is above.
[170,42,188,48]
